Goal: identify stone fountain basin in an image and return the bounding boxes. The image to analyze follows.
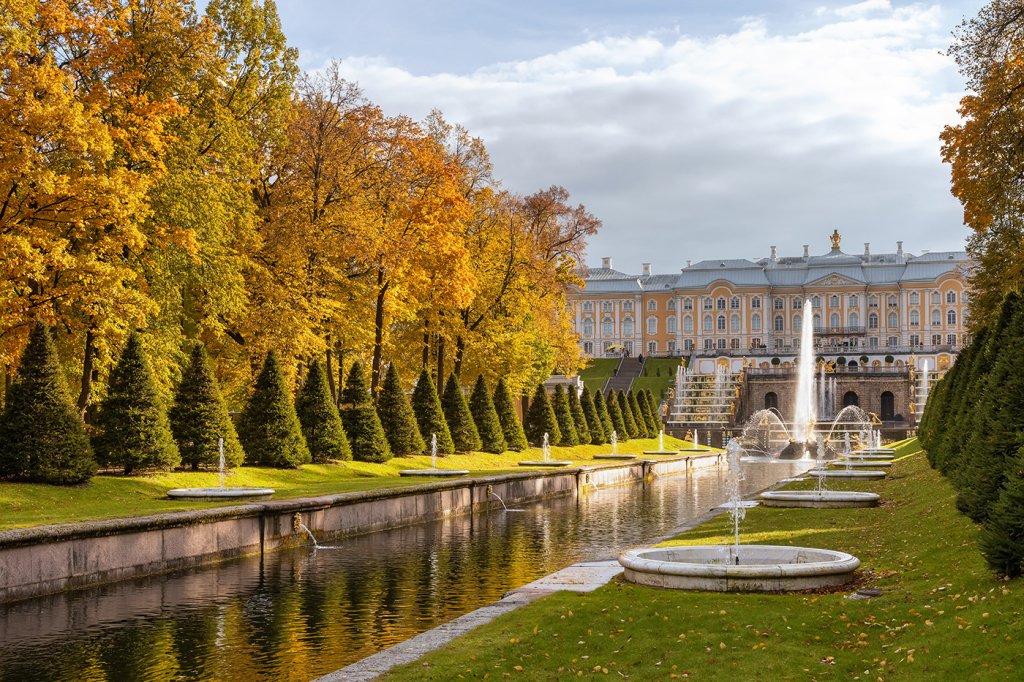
[759,490,880,508]
[518,461,573,467]
[398,469,469,477]
[810,469,887,480]
[832,460,893,468]
[619,545,860,592]
[859,448,895,455]
[594,454,637,460]
[167,487,275,501]
[642,450,680,456]
[843,454,894,461]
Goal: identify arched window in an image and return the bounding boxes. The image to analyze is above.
[880,391,895,421]
[888,295,899,308]
[602,317,613,336]
[647,299,657,311]
[849,295,859,307]
[703,297,713,310]
[793,297,803,310]
[752,313,762,331]
[931,309,941,326]
[793,313,802,332]
[583,319,594,336]
[909,292,919,305]
[623,318,634,336]
[730,314,740,331]
[751,297,761,309]
[909,310,920,326]
[774,297,785,310]
[703,314,713,330]
[602,301,613,312]
[774,315,784,332]
[813,313,822,329]
[946,290,957,304]
[667,316,677,334]
[830,295,840,308]
[682,298,692,311]
[843,391,859,407]
[667,299,676,311]
[583,301,594,311]
[930,291,941,304]
[683,315,693,332]
[730,296,740,309]
[812,296,821,309]
[764,392,778,410]
[849,311,859,327]
[830,312,840,328]
[717,297,727,310]
[947,309,957,326]
[868,295,879,308]
[646,316,657,334]
[887,311,898,328]
[868,312,878,329]
[717,314,727,331]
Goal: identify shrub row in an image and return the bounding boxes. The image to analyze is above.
[521,382,661,447]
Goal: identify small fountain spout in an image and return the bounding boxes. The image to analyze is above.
[658,429,664,451]
[542,432,550,461]
[725,439,746,549]
[298,523,321,549]
[218,437,225,489]
[431,433,438,469]
[611,430,617,456]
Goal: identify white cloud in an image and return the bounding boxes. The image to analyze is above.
[331,2,966,267]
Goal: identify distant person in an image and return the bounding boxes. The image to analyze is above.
[613,367,618,376]
[638,353,644,364]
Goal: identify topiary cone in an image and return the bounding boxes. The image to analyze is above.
[493,377,528,451]
[169,343,245,470]
[603,388,628,441]
[551,385,579,446]
[238,350,311,468]
[442,373,482,453]
[469,375,507,454]
[592,388,614,441]
[411,369,454,454]
[618,390,640,439]
[296,358,351,462]
[524,383,560,446]
[339,362,392,463]
[579,384,605,445]
[627,390,649,438]
[566,384,590,446]
[378,363,426,455]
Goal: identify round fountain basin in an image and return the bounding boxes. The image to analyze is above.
[518,461,573,467]
[398,469,469,477]
[759,490,880,509]
[594,454,637,460]
[642,450,679,456]
[832,460,893,468]
[810,469,887,480]
[167,487,275,501]
[619,545,860,592]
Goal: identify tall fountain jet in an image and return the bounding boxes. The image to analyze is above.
[794,298,816,442]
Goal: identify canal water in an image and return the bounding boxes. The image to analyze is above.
[0,461,808,681]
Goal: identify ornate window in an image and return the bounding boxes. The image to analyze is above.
[717,297,727,310]
[932,334,942,345]
[774,297,785,310]
[751,297,761,309]
[583,341,593,355]
[622,300,634,312]
[909,310,920,326]
[830,295,840,308]
[946,290,957,304]
[667,340,676,352]
[887,336,899,347]
[830,312,840,328]
[947,333,957,345]
[751,313,762,331]
[813,313,822,329]
[793,297,803,309]
[931,309,941,326]
[910,334,922,346]
[704,338,714,349]
[730,296,740,309]
[717,338,727,349]
[930,291,941,305]
[909,292,919,305]
[793,313,802,332]
[868,295,879,308]
[602,301,613,312]
[623,318,634,336]
[717,314,727,331]
[868,312,878,329]
[667,299,676,311]
[602,317,614,336]
[888,295,899,308]
[947,309,957,326]
[583,301,594,312]
[583,319,594,336]
[812,296,822,309]
[869,337,879,347]
[647,299,657,311]
[647,341,657,354]
[703,314,713,330]
[667,316,677,334]
[849,311,859,327]
[684,339,694,351]
[682,298,692,311]
[888,311,898,328]
[730,338,740,349]
[849,295,859,307]
[774,315,784,332]
[730,314,740,331]
[703,297,713,310]
[646,316,657,334]
[683,315,693,332]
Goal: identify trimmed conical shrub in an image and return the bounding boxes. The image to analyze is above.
[979,452,1024,577]
[604,388,628,441]
[551,385,579,446]
[411,369,455,454]
[493,377,528,451]
[469,375,506,454]
[593,387,614,441]
[0,322,96,484]
[633,389,656,439]
[339,362,392,463]
[93,332,180,475]
[644,388,661,433]
[566,385,590,446]
[169,343,245,470]
[442,373,482,452]
[524,383,560,446]
[238,350,311,468]
[377,364,426,455]
[618,390,640,439]
[579,384,605,445]
[296,359,351,462]
[627,390,649,438]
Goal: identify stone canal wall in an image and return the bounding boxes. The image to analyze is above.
[0,453,722,604]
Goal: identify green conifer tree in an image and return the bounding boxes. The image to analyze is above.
[339,362,392,463]
[411,369,455,454]
[493,376,528,451]
[377,364,426,455]
[604,388,628,441]
[637,389,660,437]
[237,350,311,468]
[979,451,1024,577]
[551,384,579,446]
[579,384,605,445]
[295,359,351,462]
[566,385,590,445]
[469,375,507,454]
[645,388,661,434]
[93,332,180,475]
[169,343,245,470]
[627,390,649,438]
[618,390,640,439]
[593,387,614,440]
[0,322,96,484]
[441,373,482,452]
[524,383,561,446]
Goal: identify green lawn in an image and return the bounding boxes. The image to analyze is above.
[633,358,683,402]
[0,435,707,531]
[579,358,620,394]
[384,443,1024,681]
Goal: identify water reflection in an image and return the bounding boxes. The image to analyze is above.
[0,462,807,681]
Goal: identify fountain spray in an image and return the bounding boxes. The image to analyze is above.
[815,433,827,494]
[431,434,437,469]
[542,432,550,461]
[611,430,617,456]
[725,439,746,551]
[658,429,664,451]
[218,437,225,489]
[793,299,817,441]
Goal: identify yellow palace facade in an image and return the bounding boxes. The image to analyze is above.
[569,232,969,374]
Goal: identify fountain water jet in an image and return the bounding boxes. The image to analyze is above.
[399,433,470,477]
[598,429,638,459]
[168,437,276,500]
[643,428,680,456]
[519,431,573,467]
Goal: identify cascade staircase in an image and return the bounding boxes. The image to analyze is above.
[603,357,644,394]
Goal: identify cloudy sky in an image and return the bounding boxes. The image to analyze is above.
[275,0,985,273]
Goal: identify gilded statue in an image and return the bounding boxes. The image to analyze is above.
[831,229,842,248]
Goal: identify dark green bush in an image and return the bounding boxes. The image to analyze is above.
[618,390,640,439]
[469,375,506,454]
[377,364,426,455]
[238,350,311,468]
[339,362,392,463]
[441,373,482,453]
[551,385,579,446]
[524,383,560,446]
[579,384,605,445]
[169,343,245,470]
[493,377,528,451]
[566,385,590,445]
[604,389,628,441]
[411,369,454,455]
[592,387,614,440]
[296,359,351,462]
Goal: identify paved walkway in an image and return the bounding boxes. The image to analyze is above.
[313,561,624,682]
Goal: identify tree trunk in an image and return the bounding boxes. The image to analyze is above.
[453,336,466,381]
[422,320,430,369]
[338,356,345,407]
[371,268,388,397]
[436,334,445,388]
[325,334,337,403]
[77,326,96,423]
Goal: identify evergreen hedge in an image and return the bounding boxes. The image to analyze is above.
[579,384,605,445]
[524,383,560,446]
[93,331,180,474]
[566,385,590,445]
[627,390,649,438]
[339,362,392,463]
[592,388,614,441]
[295,359,351,462]
[604,388,628,441]
[169,343,245,470]
[411,369,455,454]
[618,390,640,439]
[469,375,506,454]
[441,373,482,452]
[378,364,426,455]
[237,350,311,468]
[493,377,528,451]
[0,322,97,484]
[551,385,579,446]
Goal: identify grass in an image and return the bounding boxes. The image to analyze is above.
[633,358,683,401]
[579,359,621,394]
[383,443,1023,681]
[0,435,706,532]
